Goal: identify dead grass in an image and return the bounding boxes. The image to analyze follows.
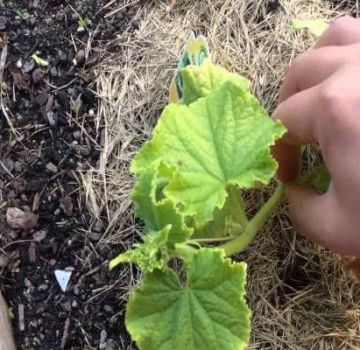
[87,0,360,348]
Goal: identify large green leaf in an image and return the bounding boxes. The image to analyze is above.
[181,59,250,104]
[131,79,285,226]
[109,226,171,272]
[132,165,192,243]
[126,248,251,350]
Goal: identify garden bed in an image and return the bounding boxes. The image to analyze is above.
[1,0,360,349]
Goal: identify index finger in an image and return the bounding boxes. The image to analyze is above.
[273,85,321,181]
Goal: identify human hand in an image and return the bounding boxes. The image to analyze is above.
[273,16,360,255]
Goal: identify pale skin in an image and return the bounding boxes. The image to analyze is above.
[273,16,360,256]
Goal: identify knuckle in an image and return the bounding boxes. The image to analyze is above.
[318,83,344,124]
[330,15,356,34]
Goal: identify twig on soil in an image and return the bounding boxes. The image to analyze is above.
[0,44,18,136]
[65,112,100,148]
[60,317,71,348]
[0,160,14,178]
[105,0,140,18]
[18,304,25,332]
[46,78,77,92]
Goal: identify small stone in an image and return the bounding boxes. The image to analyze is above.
[6,207,39,230]
[72,130,81,140]
[63,301,71,312]
[60,196,73,216]
[29,242,37,262]
[0,158,14,174]
[14,161,22,173]
[33,230,47,242]
[16,59,22,69]
[55,10,65,22]
[74,49,85,65]
[71,13,79,21]
[29,319,38,328]
[93,220,104,232]
[0,16,8,30]
[32,68,45,83]
[73,286,80,296]
[45,162,58,174]
[80,146,91,156]
[0,253,9,267]
[22,59,35,73]
[35,92,48,106]
[24,278,33,289]
[89,231,101,241]
[103,305,113,314]
[72,300,78,308]
[99,330,108,350]
[38,283,48,291]
[46,111,58,126]
[58,50,68,63]
[50,66,58,77]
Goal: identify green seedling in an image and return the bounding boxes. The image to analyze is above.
[110,34,329,350]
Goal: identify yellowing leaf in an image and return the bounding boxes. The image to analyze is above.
[132,165,193,243]
[132,70,285,227]
[181,59,250,105]
[291,19,329,37]
[126,248,251,350]
[31,53,49,67]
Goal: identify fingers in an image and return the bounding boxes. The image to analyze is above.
[273,85,320,181]
[287,184,360,255]
[279,43,360,101]
[315,16,360,48]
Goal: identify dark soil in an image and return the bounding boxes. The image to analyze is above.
[0,1,139,349]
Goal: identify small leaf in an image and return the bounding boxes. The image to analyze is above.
[301,164,330,192]
[109,226,171,272]
[126,248,251,350]
[31,53,49,67]
[132,165,193,243]
[291,19,329,37]
[180,60,250,104]
[170,32,210,102]
[132,75,286,227]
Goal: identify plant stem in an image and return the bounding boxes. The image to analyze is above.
[173,243,197,263]
[220,183,285,257]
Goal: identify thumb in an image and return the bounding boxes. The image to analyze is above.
[286,183,343,252]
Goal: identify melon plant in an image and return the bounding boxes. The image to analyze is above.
[109,34,315,350]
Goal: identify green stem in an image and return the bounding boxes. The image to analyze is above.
[173,243,197,263]
[220,183,285,257]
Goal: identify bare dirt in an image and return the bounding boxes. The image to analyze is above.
[0,1,139,349]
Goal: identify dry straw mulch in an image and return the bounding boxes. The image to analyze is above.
[86,1,360,348]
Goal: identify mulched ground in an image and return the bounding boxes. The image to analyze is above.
[0,1,138,349]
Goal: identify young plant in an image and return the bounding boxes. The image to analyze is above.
[110,35,327,350]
